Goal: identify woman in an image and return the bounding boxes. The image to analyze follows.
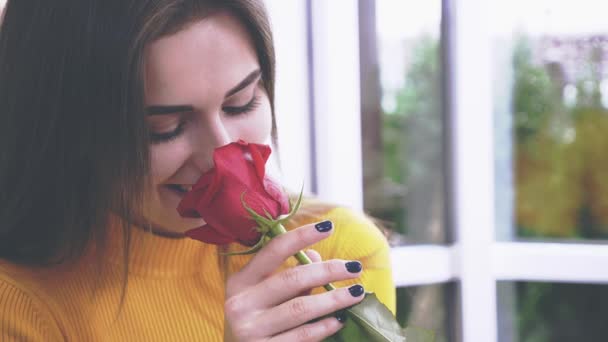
[0,0,395,341]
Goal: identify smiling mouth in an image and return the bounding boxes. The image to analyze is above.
[166,184,193,195]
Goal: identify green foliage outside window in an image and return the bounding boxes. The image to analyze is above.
[512,35,608,342]
[376,33,608,341]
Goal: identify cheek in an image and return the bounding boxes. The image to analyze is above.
[230,96,273,143]
[148,143,191,183]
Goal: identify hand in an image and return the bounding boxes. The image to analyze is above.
[223,221,365,342]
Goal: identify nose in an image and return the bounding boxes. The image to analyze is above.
[206,115,232,149]
[190,115,232,172]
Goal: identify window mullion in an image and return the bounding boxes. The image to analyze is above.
[447,0,498,340]
[308,0,363,209]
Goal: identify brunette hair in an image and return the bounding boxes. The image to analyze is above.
[0,0,276,266]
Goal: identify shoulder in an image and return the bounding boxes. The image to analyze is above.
[292,202,397,314]
[319,207,390,261]
[0,261,64,341]
[287,199,391,262]
[323,206,388,242]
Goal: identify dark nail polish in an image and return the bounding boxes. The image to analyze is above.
[348,284,364,297]
[315,220,333,232]
[345,261,362,273]
[335,311,347,323]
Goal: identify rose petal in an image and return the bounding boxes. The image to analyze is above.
[177,189,204,218]
[263,177,290,214]
[177,141,289,247]
[248,143,271,180]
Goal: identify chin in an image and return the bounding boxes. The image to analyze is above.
[144,214,205,237]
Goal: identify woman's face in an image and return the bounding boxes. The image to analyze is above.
[141,13,272,235]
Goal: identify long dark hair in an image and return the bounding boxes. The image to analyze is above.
[0,0,276,267]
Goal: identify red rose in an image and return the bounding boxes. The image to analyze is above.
[176,140,290,246]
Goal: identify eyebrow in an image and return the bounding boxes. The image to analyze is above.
[147,105,193,115]
[226,69,261,98]
[146,69,262,116]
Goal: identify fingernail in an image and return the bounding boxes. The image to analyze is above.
[348,284,364,297]
[335,311,347,323]
[345,261,362,273]
[315,220,333,232]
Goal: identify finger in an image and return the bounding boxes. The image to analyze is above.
[251,259,362,309]
[256,284,365,335]
[296,250,323,297]
[305,249,322,263]
[236,221,334,287]
[269,316,343,342]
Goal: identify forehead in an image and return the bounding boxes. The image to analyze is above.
[143,12,259,105]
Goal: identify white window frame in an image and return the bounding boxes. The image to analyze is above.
[269,1,608,341]
[264,0,314,195]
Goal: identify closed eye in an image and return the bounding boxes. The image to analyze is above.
[223,95,260,116]
[149,120,188,144]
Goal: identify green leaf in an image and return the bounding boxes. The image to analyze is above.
[263,208,274,220]
[240,193,274,228]
[277,186,305,224]
[288,195,293,213]
[323,293,434,342]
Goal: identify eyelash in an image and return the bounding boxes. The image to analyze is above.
[149,121,187,144]
[149,95,261,144]
[223,95,261,116]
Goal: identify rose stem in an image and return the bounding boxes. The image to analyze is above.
[269,223,337,292]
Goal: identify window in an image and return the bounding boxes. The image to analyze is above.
[360,0,450,339]
[493,0,608,340]
[267,0,608,341]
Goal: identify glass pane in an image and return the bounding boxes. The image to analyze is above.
[398,283,454,342]
[359,0,446,245]
[498,281,608,342]
[492,0,608,240]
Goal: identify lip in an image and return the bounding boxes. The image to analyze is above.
[165,184,189,197]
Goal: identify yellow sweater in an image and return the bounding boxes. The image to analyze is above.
[0,207,395,341]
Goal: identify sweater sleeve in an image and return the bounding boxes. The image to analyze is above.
[0,278,63,341]
[311,207,397,316]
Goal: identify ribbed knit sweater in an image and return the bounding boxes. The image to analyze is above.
[0,207,396,341]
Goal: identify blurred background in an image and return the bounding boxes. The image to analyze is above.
[266,0,608,341]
